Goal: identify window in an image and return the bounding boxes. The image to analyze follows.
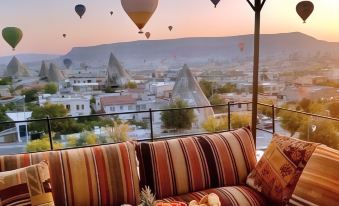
[238,103,242,109]
[66,105,70,111]
[81,105,84,110]
[76,105,80,110]
[128,105,133,110]
[87,80,92,83]
[120,105,124,110]
[110,106,115,112]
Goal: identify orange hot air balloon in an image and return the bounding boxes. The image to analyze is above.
[145,32,151,39]
[296,1,314,23]
[121,0,158,34]
[238,42,245,52]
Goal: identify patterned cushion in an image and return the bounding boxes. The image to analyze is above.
[246,134,319,205]
[289,145,339,206]
[137,127,257,199]
[162,186,268,206]
[0,142,140,206]
[0,161,54,206]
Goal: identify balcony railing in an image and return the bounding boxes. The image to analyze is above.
[0,102,338,155]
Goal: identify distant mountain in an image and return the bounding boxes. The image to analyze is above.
[63,32,339,69]
[0,54,60,65]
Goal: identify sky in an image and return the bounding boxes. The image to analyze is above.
[0,0,338,56]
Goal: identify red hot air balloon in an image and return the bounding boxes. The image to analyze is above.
[210,0,221,8]
[121,0,159,34]
[145,32,151,39]
[75,4,86,19]
[238,42,245,52]
[296,1,314,23]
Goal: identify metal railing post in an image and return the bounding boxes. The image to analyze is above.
[149,108,154,142]
[46,116,54,150]
[272,104,275,134]
[227,102,231,130]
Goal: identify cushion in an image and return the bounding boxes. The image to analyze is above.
[0,142,140,206]
[246,133,319,205]
[162,186,268,206]
[289,145,339,206]
[137,127,257,199]
[0,161,54,206]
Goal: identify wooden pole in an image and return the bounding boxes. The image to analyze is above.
[247,0,266,145]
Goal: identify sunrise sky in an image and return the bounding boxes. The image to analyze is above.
[0,0,338,56]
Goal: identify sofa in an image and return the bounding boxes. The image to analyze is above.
[0,127,338,206]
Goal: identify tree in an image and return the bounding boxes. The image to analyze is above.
[299,98,311,112]
[279,110,307,137]
[299,119,339,150]
[0,77,12,85]
[209,94,226,113]
[21,88,41,103]
[161,99,196,130]
[308,102,325,115]
[29,103,84,135]
[125,81,137,89]
[199,80,213,99]
[328,102,339,118]
[26,135,62,152]
[230,113,251,129]
[258,99,273,118]
[217,83,236,93]
[76,131,98,147]
[106,121,131,143]
[104,86,116,93]
[44,83,58,94]
[202,116,228,132]
[0,104,15,131]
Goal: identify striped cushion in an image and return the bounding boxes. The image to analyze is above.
[137,127,257,199]
[162,186,268,206]
[289,145,339,206]
[0,161,54,206]
[246,134,319,205]
[0,142,140,206]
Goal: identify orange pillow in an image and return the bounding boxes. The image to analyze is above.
[246,134,319,205]
[0,161,54,206]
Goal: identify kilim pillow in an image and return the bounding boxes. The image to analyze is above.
[0,161,54,206]
[246,133,319,205]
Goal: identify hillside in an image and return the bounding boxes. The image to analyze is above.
[63,32,339,69]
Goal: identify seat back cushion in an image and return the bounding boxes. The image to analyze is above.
[0,161,55,206]
[289,145,339,206]
[137,127,257,199]
[246,134,319,205]
[0,142,140,206]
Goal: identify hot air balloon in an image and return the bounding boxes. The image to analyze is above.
[145,32,151,39]
[210,0,221,8]
[63,58,73,69]
[110,11,114,15]
[2,27,23,51]
[238,42,245,52]
[168,26,173,31]
[121,0,159,34]
[63,34,67,38]
[75,4,86,19]
[296,1,314,23]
